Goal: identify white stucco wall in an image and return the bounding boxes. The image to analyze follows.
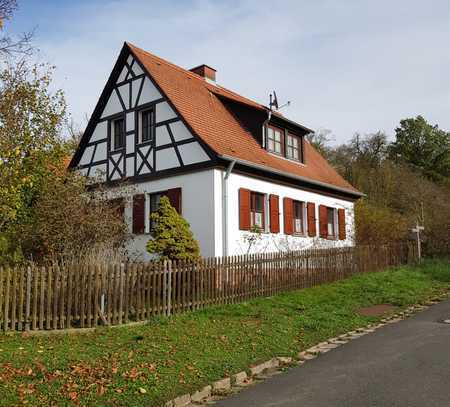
[214,169,355,257]
[107,169,216,261]
[103,167,355,260]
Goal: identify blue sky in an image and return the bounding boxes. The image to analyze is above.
[8,0,450,143]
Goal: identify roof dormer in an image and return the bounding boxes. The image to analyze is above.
[264,123,305,164]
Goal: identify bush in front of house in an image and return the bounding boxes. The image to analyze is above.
[146,196,200,262]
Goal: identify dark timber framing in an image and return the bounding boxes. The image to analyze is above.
[70,43,215,185]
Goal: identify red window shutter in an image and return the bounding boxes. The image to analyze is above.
[132,194,145,234]
[283,198,293,235]
[166,187,182,214]
[269,194,280,233]
[319,205,328,238]
[338,208,346,240]
[307,202,316,237]
[239,188,251,230]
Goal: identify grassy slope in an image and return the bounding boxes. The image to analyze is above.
[0,259,449,406]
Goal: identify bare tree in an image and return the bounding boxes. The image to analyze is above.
[0,0,33,58]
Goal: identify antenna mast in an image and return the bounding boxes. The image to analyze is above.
[269,90,290,112]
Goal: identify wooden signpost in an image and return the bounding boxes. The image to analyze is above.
[411,221,425,262]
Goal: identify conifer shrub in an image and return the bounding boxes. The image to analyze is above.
[146,196,200,262]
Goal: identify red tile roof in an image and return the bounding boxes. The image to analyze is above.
[128,43,360,196]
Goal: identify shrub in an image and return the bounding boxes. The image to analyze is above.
[146,197,200,261]
[17,171,129,262]
[355,200,409,245]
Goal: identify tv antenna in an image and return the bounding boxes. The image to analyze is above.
[269,91,290,112]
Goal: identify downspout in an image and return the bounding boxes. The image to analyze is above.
[222,159,236,257]
[262,108,272,149]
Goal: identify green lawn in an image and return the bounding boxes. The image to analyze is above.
[0,259,449,406]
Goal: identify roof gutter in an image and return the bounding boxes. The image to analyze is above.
[218,154,365,199]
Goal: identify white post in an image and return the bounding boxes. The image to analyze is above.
[411,222,424,263]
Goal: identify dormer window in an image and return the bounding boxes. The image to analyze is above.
[286,133,301,161]
[266,124,303,163]
[267,125,284,155]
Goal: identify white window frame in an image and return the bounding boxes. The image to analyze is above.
[293,200,307,235]
[326,207,338,239]
[264,194,270,233]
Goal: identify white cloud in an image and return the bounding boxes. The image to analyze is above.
[21,0,450,142]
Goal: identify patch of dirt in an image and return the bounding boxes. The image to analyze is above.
[357,304,396,317]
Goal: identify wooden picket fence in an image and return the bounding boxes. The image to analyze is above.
[0,243,416,332]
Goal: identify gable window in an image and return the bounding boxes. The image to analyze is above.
[250,191,265,230]
[139,108,153,143]
[112,118,125,150]
[267,125,284,155]
[327,207,336,238]
[286,133,301,161]
[293,200,305,234]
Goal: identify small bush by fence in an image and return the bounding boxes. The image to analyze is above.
[0,243,416,332]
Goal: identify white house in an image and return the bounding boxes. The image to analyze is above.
[70,42,363,260]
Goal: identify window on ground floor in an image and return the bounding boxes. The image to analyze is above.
[149,192,165,232]
[250,191,265,230]
[293,200,305,234]
[327,207,337,238]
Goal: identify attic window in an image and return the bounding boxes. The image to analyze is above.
[139,108,153,143]
[112,118,125,150]
[266,124,304,163]
[286,133,301,161]
[267,125,284,155]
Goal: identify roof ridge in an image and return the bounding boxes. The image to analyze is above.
[127,41,266,110]
[127,42,217,84]
[209,84,266,109]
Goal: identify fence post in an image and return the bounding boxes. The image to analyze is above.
[167,260,172,317]
[25,267,31,331]
[3,267,10,332]
[118,263,124,325]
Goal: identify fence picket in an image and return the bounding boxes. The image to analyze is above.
[39,267,45,330]
[3,268,11,331]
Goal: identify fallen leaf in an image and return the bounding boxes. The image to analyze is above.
[68,391,78,400]
[97,384,106,395]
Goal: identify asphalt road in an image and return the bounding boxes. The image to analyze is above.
[215,299,450,407]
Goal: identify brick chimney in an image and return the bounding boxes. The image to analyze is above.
[189,64,216,83]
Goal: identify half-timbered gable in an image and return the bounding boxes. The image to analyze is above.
[72,49,211,183]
